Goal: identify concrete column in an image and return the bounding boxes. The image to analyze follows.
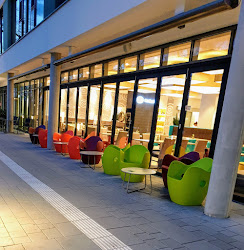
[204,1,244,218]
[6,73,14,133]
[47,53,61,149]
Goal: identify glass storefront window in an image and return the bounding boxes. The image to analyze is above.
[67,88,77,133]
[114,80,135,144]
[29,80,35,126]
[77,86,88,137]
[14,85,20,118]
[139,50,161,70]
[193,32,231,61]
[88,85,100,135]
[60,88,67,132]
[182,69,223,157]
[79,67,90,80]
[104,60,118,76]
[35,79,40,126]
[44,76,50,86]
[43,89,49,128]
[163,42,191,66]
[100,83,116,141]
[133,78,157,147]
[69,69,78,82]
[120,56,137,73]
[91,64,103,78]
[24,82,29,119]
[61,72,69,84]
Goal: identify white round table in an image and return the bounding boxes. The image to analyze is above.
[80,151,103,170]
[121,167,156,194]
[53,141,69,155]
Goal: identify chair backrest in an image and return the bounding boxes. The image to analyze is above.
[68,136,81,149]
[28,127,35,134]
[194,140,208,158]
[124,145,149,163]
[132,132,141,145]
[85,136,102,151]
[118,137,128,149]
[180,151,200,162]
[65,130,74,136]
[181,139,188,151]
[142,133,150,147]
[158,138,175,160]
[61,133,73,142]
[53,132,61,141]
[115,131,128,145]
[96,141,104,152]
[38,129,48,148]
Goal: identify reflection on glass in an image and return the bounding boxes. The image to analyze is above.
[193,32,231,61]
[61,72,69,84]
[14,85,19,118]
[133,78,157,147]
[60,88,67,132]
[38,80,42,125]
[114,81,135,144]
[44,76,50,86]
[163,42,191,66]
[104,60,118,76]
[182,69,223,157]
[79,67,90,80]
[69,69,78,82]
[36,0,44,25]
[139,50,161,70]
[88,85,100,135]
[29,81,35,126]
[43,89,49,128]
[68,88,77,133]
[100,83,116,141]
[120,56,137,73]
[77,87,88,137]
[91,64,103,78]
[24,82,29,119]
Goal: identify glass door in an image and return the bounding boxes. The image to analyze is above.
[77,86,88,138]
[59,88,68,132]
[67,87,77,133]
[181,69,224,158]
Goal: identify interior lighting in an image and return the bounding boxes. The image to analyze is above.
[136,96,155,104]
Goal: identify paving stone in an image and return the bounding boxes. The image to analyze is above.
[12,236,31,244]
[162,238,183,249]
[184,240,222,250]
[28,232,47,241]
[23,239,63,250]
[229,240,244,249]
[228,224,244,236]
[55,222,82,237]
[42,228,63,239]
[144,239,167,249]
[57,234,100,250]
[37,223,54,230]
[209,239,235,250]
[22,224,41,234]
[8,230,27,238]
[0,237,14,247]
[4,244,24,250]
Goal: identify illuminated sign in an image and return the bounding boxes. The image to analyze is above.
[136,96,155,104]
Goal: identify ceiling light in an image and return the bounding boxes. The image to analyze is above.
[203,69,224,75]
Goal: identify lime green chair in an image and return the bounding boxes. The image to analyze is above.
[167,157,213,206]
[119,145,150,183]
[102,144,130,175]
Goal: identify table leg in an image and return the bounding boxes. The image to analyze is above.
[126,174,131,193]
[93,155,95,170]
[150,174,152,194]
[122,173,126,188]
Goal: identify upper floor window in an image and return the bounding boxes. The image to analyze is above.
[0,9,3,54]
[16,0,44,41]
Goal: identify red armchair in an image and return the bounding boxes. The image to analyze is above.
[161,152,200,188]
[65,130,74,136]
[68,136,82,160]
[80,136,104,165]
[38,129,48,148]
[60,133,73,154]
[53,132,62,153]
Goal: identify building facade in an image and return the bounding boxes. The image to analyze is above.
[0,0,243,211]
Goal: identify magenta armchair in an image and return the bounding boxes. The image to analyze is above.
[80,136,104,165]
[161,152,200,188]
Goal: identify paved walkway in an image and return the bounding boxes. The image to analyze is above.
[0,133,243,250]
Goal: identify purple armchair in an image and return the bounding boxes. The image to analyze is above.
[161,152,200,188]
[80,136,104,165]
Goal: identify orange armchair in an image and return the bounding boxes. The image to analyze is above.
[68,136,82,159]
[53,132,62,153]
[38,129,48,148]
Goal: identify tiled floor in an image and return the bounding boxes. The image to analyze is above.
[0,133,243,250]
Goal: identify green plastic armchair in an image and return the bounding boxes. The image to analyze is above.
[119,145,150,183]
[167,157,213,206]
[102,144,130,175]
